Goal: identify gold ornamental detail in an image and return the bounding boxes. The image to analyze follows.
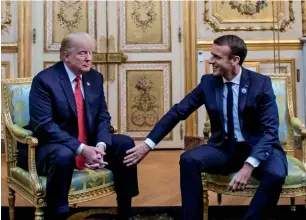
[222,0,268,16]
[204,0,295,32]
[1,0,12,34]
[131,76,159,127]
[57,0,83,32]
[130,1,158,32]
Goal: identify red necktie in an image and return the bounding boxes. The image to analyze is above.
[74,76,87,170]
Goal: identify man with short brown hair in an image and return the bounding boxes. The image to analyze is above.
[125,35,287,220]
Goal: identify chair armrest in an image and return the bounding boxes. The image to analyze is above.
[6,123,43,196]
[203,120,211,144]
[6,123,37,146]
[290,117,306,168]
[110,125,117,134]
[290,117,306,136]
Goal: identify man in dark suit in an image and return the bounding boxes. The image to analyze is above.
[124,35,287,220]
[17,32,138,220]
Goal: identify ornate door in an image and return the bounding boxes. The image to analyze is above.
[31,0,184,149]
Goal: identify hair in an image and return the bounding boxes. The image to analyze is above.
[213,35,247,65]
[59,32,96,61]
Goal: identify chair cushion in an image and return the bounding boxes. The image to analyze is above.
[10,167,114,195]
[6,84,31,127]
[205,155,306,188]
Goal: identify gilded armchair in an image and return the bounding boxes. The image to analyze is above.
[2,78,116,220]
[202,73,306,220]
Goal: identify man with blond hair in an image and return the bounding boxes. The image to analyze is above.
[17,32,138,220]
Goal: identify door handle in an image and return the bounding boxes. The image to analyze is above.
[93,52,128,64]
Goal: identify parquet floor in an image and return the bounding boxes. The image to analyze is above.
[1,151,304,207]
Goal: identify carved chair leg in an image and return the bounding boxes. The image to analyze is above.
[8,188,15,220]
[217,193,222,206]
[203,189,209,220]
[34,207,44,220]
[290,197,296,212]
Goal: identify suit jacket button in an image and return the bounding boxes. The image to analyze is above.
[224,136,228,139]
[265,152,269,157]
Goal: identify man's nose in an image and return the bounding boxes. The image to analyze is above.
[208,57,214,64]
[86,53,92,61]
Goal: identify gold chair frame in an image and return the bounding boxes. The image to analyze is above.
[201,74,306,220]
[2,78,116,220]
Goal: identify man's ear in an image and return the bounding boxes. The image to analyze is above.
[232,55,240,65]
[63,51,69,62]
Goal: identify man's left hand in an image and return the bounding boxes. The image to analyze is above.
[85,144,108,170]
[228,162,254,192]
[123,142,151,167]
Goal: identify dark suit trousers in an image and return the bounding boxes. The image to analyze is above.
[17,134,139,216]
[179,142,287,220]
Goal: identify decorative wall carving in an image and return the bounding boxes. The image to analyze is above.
[131,76,159,127]
[203,0,294,32]
[130,1,158,32]
[57,1,83,32]
[1,0,12,34]
[1,0,18,44]
[44,0,96,52]
[119,0,171,52]
[119,63,172,139]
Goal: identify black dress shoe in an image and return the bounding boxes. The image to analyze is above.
[56,212,70,220]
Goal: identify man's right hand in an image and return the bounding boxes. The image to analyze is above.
[81,145,108,169]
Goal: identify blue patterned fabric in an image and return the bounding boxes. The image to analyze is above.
[271,79,288,143]
[7,84,31,127]
[10,167,114,195]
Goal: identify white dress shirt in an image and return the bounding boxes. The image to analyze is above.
[144,67,260,168]
[63,64,106,156]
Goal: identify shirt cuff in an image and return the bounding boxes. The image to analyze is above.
[144,138,156,149]
[245,156,260,168]
[96,142,106,150]
[76,143,85,156]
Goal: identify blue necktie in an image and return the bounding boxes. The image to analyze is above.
[226,82,234,140]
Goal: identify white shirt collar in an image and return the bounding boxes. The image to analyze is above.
[63,63,82,83]
[222,67,242,85]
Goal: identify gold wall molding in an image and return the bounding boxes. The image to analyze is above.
[184,0,198,137]
[1,44,18,53]
[203,0,295,32]
[17,1,24,78]
[1,61,11,79]
[17,1,31,78]
[197,39,302,51]
[303,0,306,36]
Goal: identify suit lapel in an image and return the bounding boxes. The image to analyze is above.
[238,68,250,128]
[58,62,77,118]
[82,73,92,132]
[215,76,224,128]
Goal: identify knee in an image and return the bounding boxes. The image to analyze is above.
[180,150,198,168]
[55,147,75,167]
[114,134,135,151]
[262,171,286,187]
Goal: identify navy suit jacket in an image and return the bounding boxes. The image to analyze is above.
[147,67,287,166]
[26,61,112,153]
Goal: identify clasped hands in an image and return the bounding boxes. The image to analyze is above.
[81,144,108,169]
